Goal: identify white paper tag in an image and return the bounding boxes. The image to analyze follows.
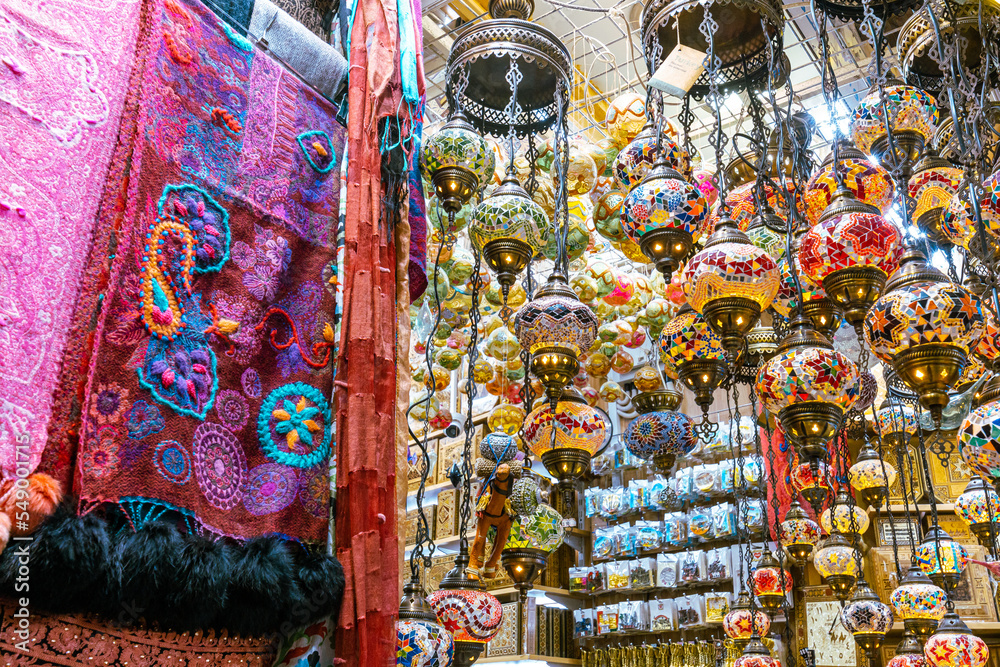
[648,43,707,98]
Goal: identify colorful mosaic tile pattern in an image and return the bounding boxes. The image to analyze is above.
[915,539,968,577]
[681,241,780,312]
[956,483,1000,527]
[780,513,820,547]
[977,307,1000,363]
[924,628,990,667]
[773,253,826,317]
[469,188,550,253]
[842,596,893,635]
[790,461,829,493]
[959,402,1000,480]
[798,211,902,286]
[890,582,947,620]
[420,123,493,190]
[941,170,1000,247]
[614,132,681,192]
[875,403,919,437]
[723,608,769,640]
[621,172,708,242]
[851,85,939,155]
[747,222,787,261]
[624,410,696,461]
[396,619,454,667]
[753,565,792,595]
[542,200,590,263]
[756,344,860,414]
[804,158,895,224]
[724,181,802,231]
[864,281,985,363]
[605,92,647,148]
[524,401,607,456]
[657,309,726,377]
[505,503,564,551]
[821,503,870,535]
[513,292,599,355]
[909,165,963,223]
[594,190,626,241]
[849,457,897,490]
[427,589,504,643]
[814,542,860,578]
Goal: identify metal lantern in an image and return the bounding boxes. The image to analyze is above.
[624,391,696,472]
[923,612,992,667]
[821,489,872,538]
[421,111,494,213]
[864,246,985,422]
[756,315,860,461]
[955,477,1000,545]
[876,402,920,451]
[752,551,792,612]
[723,592,771,650]
[659,305,729,427]
[780,500,821,563]
[501,503,565,600]
[773,227,844,340]
[427,551,504,667]
[682,216,780,358]
[614,120,683,192]
[849,442,898,508]
[790,459,831,513]
[958,401,1000,483]
[890,565,948,638]
[397,580,455,667]
[915,527,969,591]
[851,83,938,177]
[843,580,895,655]
[733,637,782,667]
[813,531,861,599]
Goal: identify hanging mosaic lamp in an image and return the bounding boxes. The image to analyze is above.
[864,245,985,422]
[421,110,493,213]
[624,390,696,471]
[745,204,790,261]
[958,401,1000,483]
[681,214,780,358]
[773,227,844,340]
[397,580,455,667]
[614,119,682,192]
[756,314,860,461]
[779,499,821,563]
[821,488,871,537]
[915,527,969,591]
[843,580,895,656]
[659,305,729,425]
[876,401,919,452]
[908,148,965,245]
[849,442,898,507]
[752,551,792,612]
[890,564,948,638]
[723,592,771,650]
[514,271,599,408]
[605,91,648,148]
[469,169,550,303]
[923,611,991,667]
[800,183,903,333]
[803,141,895,225]
[975,307,1000,371]
[790,459,831,514]
[813,531,861,599]
[955,476,1000,546]
[890,632,930,667]
[501,503,565,601]
[851,83,938,177]
[620,150,708,280]
[940,183,1000,259]
[427,550,504,667]
[733,637,782,667]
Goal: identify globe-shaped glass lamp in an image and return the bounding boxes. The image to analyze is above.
[849,442,898,508]
[772,229,843,340]
[821,489,872,537]
[876,402,919,451]
[924,613,991,667]
[397,581,455,667]
[803,141,895,224]
[723,592,771,647]
[915,527,969,591]
[780,500,821,563]
[658,306,728,420]
[427,551,504,667]
[624,409,696,472]
[614,121,682,192]
[814,532,861,599]
[851,84,938,169]
[752,551,792,612]
[955,477,1000,545]
[958,401,1000,483]
[605,92,647,147]
[733,638,782,667]
[791,459,831,512]
[501,503,565,600]
[908,150,964,244]
[975,307,1000,370]
[890,565,948,638]
[420,111,493,213]
[889,633,929,667]
[843,581,894,654]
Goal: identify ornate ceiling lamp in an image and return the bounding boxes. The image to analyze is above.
[908,149,964,245]
[790,459,831,513]
[935,105,1000,167]
[428,554,504,667]
[752,551,793,612]
[955,476,1000,546]
[851,83,939,179]
[799,184,903,334]
[891,564,948,638]
[849,441,898,507]
[723,592,771,651]
[620,150,708,281]
[821,488,872,538]
[501,503,565,601]
[681,215,780,358]
[421,111,494,215]
[614,119,683,193]
[780,499,821,563]
[863,246,985,422]
[624,389,696,472]
[733,637,782,667]
[773,229,843,340]
[923,611,991,667]
[514,271,598,409]
[803,142,895,226]
[843,580,895,659]
[876,401,919,451]
[814,531,861,599]
[746,204,790,261]
[915,527,969,592]
[812,0,918,24]
[396,580,454,667]
[659,305,729,438]
[745,321,779,368]
[756,315,861,462]
[940,171,1000,256]
[890,632,930,667]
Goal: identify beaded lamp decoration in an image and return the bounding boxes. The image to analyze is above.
[821,489,872,537]
[752,551,793,612]
[814,531,861,599]
[421,111,493,213]
[756,315,860,461]
[851,84,938,176]
[790,459,831,513]
[849,442,898,507]
[923,611,991,667]
[955,476,1000,546]
[843,581,895,657]
[891,565,948,638]
[908,149,964,245]
[614,120,682,192]
[469,169,550,304]
[780,500,821,563]
[681,215,780,358]
[397,581,455,667]
[723,592,771,650]
[915,527,969,591]
[620,150,708,280]
[799,184,902,333]
[624,391,696,472]
[803,141,895,225]
[890,633,930,667]
[863,246,985,422]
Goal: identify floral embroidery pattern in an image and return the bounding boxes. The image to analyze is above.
[213,291,264,365]
[233,225,292,302]
[257,382,331,468]
[298,466,329,518]
[296,130,336,173]
[124,400,165,440]
[90,383,130,425]
[243,463,299,515]
[82,425,121,479]
[154,439,192,484]
[193,422,247,510]
[241,367,262,399]
[215,389,249,432]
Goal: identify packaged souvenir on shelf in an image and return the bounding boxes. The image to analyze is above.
[631,557,657,589]
[656,552,679,588]
[680,549,706,583]
[648,475,669,510]
[619,600,646,632]
[689,506,713,539]
[570,566,590,593]
[593,526,614,561]
[706,547,731,580]
[587,564,606,592]
[630,478,650,510]
[718,459,735,494]
[712,503,736,539]
[613,523,637,557]
[705,592,731,623]
[650,599,677,631]
[574,608,595,637]
[736,456,763,489]
[693,463,718,497]
[584,487,599,518]
[676,595,704,627]
[599,486,626,520]
[742,498,765,531]
[667,511,689,546]
[606,559,632,590]
[625,481,643,512]
[634,520,664,551]
[592,452,614,476]
[662,512,678,545]
[675,467,695,502]
[598,604,619,634]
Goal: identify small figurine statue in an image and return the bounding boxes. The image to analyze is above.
[469,462,513,578]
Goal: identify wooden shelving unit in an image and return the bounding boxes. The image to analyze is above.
[477,655,582,665]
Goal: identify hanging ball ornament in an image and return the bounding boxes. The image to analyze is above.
[605,92,647,148]
[593,190,627,242]
[958,401,1000,483]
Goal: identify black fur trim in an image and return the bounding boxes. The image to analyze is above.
[162,532,232,631]
[225,537,302,637]
[295,550,345,622]
[116,521,186,624]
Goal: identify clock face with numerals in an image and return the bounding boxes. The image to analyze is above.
[806,600,857,667]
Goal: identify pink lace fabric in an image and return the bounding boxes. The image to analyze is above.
[0,0,142,475]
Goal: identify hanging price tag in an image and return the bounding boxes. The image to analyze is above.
[648,43,707,98]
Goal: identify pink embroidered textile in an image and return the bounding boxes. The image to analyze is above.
[0,0,142,476]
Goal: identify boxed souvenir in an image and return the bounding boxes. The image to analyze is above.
[574,608,596,638]
[618,600,646,632]
[407,442,437,493]
[705,591,731,623]
[630,557,657,589]
[606,559,632,590]
[656,552,678,588]
[487,601,521,657]
[650,598,676,631]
